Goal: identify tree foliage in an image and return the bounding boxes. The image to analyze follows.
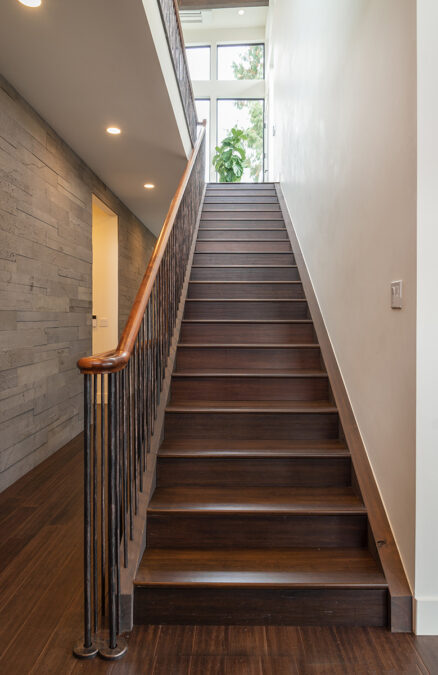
[231,44,264,81]
[212,127,247,183]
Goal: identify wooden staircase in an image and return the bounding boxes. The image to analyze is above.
[134,182,388,627]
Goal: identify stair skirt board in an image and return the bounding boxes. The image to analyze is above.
[132,182,411,631]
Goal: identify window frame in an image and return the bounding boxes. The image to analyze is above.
[216,42,265,81]
[185,44,212,81]
[216,97,265,183]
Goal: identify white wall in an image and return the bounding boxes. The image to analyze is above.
[415,0,438,636]
[268,0,417,586]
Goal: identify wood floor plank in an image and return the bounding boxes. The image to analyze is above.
[0,431,430,672]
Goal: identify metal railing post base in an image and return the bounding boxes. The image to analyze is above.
[99,636,128,661]
[73,641,98,659]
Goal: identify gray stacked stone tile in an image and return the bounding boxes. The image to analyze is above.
[0,76,156,492]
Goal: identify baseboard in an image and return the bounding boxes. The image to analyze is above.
[415,598,438,635]
[276,183,413,633]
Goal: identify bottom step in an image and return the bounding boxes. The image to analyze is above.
[134,548,388,626]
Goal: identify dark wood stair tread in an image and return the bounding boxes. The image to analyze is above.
[166,400,336,413]
[177,343,318,348]
[182,319,313,323]
[172,370,328,377]
[186,298,305,302]
[189,281,301,284]
[158,439,349,458]
[191,265,298,268]
[148,487,365,514]
[135,548,386,588]
[198,228,287,231]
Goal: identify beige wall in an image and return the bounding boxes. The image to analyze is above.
[268,0,417,585]
[92,197,118,357]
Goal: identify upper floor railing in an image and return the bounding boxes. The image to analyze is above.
[73,123,206,660]
[158,0,198,146]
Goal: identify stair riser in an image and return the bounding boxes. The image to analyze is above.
[187,282,304,300]
[201,212,284,221]
[184,300,308,320]
[175,347,321,371]
[207,181,275,187]
[193,253,295,265]
[156,457,351,488]
[204,196,279,204]
[180,322,315,343]
[170,376,329,402]
[199,221,282,229]
[196,241,291,253]
[164,412,339,441]
[197,229,288,240]
[134,587,388,626]
[190,267,300,281]
[147,513,367,548]
[203,204,281,212]
[205,190,277,197]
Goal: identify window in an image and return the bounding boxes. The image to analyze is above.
[217,99,264,183]
[195,99,211,182]
[186,46,211,81]
[217,44,264,81]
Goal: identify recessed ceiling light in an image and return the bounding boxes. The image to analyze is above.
[106,126,121,135]
[238,9,245,15]
[18,0,42,6]
[144,183,155,189]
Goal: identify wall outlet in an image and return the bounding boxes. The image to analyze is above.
[391,281,403,309]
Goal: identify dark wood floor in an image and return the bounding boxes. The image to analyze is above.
[0,434,437,674]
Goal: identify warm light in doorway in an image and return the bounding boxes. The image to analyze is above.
[18,0,42,6]
[106,126,121,135]
[144,183,155,189]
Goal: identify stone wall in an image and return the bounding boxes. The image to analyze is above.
[0,76,156,492]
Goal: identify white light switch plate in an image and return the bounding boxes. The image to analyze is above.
[391,281,403,309]
[99,317,109,327]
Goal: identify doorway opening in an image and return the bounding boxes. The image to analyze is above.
[92,196,118,390]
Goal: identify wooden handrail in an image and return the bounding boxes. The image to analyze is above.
[78,122,206,375]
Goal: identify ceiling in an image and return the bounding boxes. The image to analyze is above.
[179,1,268,9]
[0,0,189,236]
[181,6,268,31]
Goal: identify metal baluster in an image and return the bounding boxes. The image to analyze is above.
[135,339,143,491]
[146,303,152,454]
[122,367,128,566]
[73,374,98,659]
[139,322,145,475]
[101,374,106,617]
[115,372,121,635]
[142,314,147,461]
[127,363,134,537]
[131,355,138,514]
[99,372,127,660]
[92,375,98,634]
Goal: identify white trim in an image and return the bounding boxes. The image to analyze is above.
[414,598,438,635]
